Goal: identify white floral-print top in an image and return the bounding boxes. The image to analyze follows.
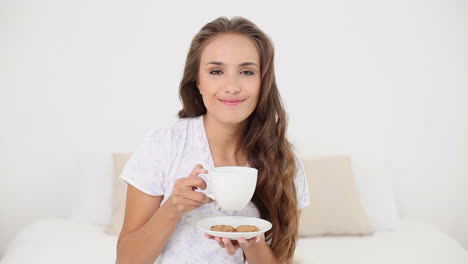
[120,115,310,264]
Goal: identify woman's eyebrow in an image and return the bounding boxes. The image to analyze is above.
[205,61,259,68]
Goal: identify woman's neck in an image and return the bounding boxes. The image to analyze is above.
[203,114,247,166]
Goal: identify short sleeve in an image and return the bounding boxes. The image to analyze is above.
[293,150,310,210]
[119,128,170,196]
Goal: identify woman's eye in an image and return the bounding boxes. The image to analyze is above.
[209,70,223,75]
[209,70,254,76]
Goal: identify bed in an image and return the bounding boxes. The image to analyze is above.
[295,219,468,263]
[2,154,467,263]
[1,217,467,264]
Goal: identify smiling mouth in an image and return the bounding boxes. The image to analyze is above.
[219,99,245,106]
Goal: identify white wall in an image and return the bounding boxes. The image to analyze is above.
[1,0,467,257]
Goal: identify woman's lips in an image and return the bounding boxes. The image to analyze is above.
[220,99,245,106]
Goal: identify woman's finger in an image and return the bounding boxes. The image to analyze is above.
[204,233,215,239]
[237,237,249,249]
[173,197,204,207]
[247,237,258,243]
[222,238,238,255]
[178,176,207,191]
[237,236,261,249]
[215,237,225,248]
[255,236,262,243]
[183,190,213,204]
[189,164,207,177]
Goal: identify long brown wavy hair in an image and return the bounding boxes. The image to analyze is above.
[178,16,299,263]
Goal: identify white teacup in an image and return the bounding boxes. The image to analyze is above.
[198,166,258,211]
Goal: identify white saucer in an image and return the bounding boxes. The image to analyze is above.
[197,216,272,240]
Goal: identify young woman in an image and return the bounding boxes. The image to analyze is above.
[116,16,310,264]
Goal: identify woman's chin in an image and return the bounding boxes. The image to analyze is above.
[214,112,251,126]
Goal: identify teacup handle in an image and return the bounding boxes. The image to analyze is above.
[197,173,215,200]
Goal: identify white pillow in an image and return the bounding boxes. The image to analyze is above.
[352,158,401,230]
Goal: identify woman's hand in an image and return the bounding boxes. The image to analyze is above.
[204,233,265,255]
[165,164,213,217]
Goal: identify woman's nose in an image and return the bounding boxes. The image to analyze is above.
[222,74,241,94]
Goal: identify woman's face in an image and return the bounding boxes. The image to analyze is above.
[197,33,261,125]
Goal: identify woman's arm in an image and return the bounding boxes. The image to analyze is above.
[116,165,212,264]
[243,210,302,264]
[116,185,180,264]
[242,238,278,264]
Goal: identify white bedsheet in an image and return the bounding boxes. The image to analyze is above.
[1,218,467,264]
[295,220,468,264]
[0,218,118,264]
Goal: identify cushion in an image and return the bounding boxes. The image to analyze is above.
[298,155,374,236]
[105,153,131,236]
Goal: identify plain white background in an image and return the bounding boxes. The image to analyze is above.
[1,0,467,258]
